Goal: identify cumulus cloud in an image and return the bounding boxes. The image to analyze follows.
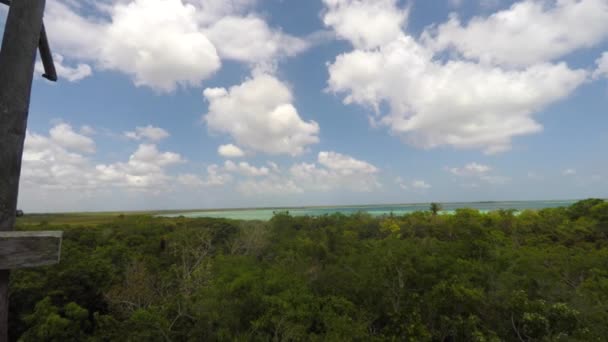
[322,0,408,49]
[204,73,319,155]
[317,151,378,174]
[426,0,608,67]
[22,124,184,192]
[237,178,303,196]
[44,0,306,91]
[563,168,577,176]
[411,180,431,189]
[204,164,234,186]
[395,177,430,190]
[96,144,184,188]
[324,0,591,154]
[177,173,205,187]
[289,151,380,192]
[194,0,257,22]
[22,131,96,191]
[395,177,409,190]
[35,54,92,82]
[80,125,96,135]
[448,162,491,176]
[447,162,509,184]
[49,123,96,153]
[177,164,233,187]
[527,171,544,180]
[45,0,220,92]
[124,125,170,142]
[593,52,608,79]
[204,15,308,63]
[208,150,381,195]
[218,144,245,158]
[224,161,270,177]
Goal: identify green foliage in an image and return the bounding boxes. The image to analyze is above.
[8,199,608,341]
[430,202,442,216]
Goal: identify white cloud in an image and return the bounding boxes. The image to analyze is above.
[177,173,205,187]
[177,164,233,187]
[527,171,544,180]
[101,0,221,91]
[395,176,408,190]
[44,0,307,92]
[267,161,280,173]
[237,178,303,196]
[204,164,234,186]
[317,151,378,174]
[563,168,577,175]
[479,175,510,185]
[35,54,92,82]
[96,144,185,188]
[224,161,270,177]
[411,180,431,189]
[129,144,183,166]
[19,126,386,210]
[447,162,509,184]
[124,125,170,142]
[322,0,408,49]
[593,52,608,79]
[22,125,184,192]
[80,125,96,135]
[448,162,491,176]
[193,0,257,23]
[426,0,608,67]
[219,151,380,195]
[204,73,319,155]
[289,151,380,192]
[395,177,431,191]
[49,123,96,153]
[22,131,96,191]
[204,15,308,63]
[46,0,220,92]
[324,0,589,154]
[218,144,245,158]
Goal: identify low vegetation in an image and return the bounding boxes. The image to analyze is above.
[9,199,608,341]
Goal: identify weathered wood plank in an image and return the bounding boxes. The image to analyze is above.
[0,231,62,269]
[0,0,47,339]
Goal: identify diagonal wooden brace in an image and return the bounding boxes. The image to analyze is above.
[0,0,56,81]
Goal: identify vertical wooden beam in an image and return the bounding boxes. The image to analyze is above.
[0,0,47,340]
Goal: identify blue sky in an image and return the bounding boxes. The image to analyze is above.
[2,0,607,212]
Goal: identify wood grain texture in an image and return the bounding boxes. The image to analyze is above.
[0,231,62,269]
[0,0,45,232]
[0,1,47,339]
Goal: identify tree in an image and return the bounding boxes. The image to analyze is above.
[430,202,442,216]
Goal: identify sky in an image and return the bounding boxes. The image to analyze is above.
[1,0,607,212]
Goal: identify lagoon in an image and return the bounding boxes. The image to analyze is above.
[160,200,578,220]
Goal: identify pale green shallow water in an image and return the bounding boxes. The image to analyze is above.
[161,200,578,221]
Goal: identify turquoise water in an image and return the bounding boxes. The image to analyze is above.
[161,200,578,221]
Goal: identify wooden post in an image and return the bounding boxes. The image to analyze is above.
[0,0,47,340]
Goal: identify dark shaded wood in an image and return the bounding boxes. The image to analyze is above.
[0,0,47,340]
[0,271,6,342]
[0,0,57,81]
[0,231,62,269]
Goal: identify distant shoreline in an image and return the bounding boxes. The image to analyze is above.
[23,198,591,216]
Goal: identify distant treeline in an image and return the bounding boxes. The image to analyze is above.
[9,199,608,341]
